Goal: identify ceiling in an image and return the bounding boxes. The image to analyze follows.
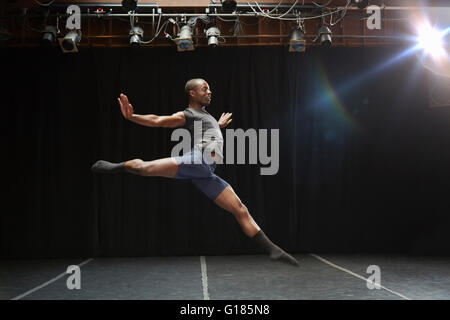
[1,0,449,48]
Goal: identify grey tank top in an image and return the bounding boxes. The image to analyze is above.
[182,107,224,160]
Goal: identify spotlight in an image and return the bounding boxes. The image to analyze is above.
[175,25,194,51]
[206,27,220,47]
[289,28,305,52]
[58,30,81,53]
[221,0,237,13]
[41,26,56,46]
[417,24,446,59]
[129,26,143,46]
[318,26,332,47]
[353,0,369,9]
[122,0,138,12]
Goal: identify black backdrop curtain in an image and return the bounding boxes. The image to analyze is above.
[1,46,450,258]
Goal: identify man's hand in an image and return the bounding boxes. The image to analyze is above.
[218,112,232,129]
[118,93,134,120]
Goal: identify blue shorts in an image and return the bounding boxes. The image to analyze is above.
[172,149,229,201]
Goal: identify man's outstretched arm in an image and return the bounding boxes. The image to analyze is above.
[118,93,186,128]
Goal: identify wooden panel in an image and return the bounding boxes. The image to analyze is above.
[258,16,281,45]
[236,16,259,46]
[158,0,209,6]
[343,14,363,47]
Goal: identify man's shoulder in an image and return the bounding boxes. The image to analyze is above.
[182,108,194,117]
[184,107,208,117]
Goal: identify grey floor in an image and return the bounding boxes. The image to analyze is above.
[1,254,449,300]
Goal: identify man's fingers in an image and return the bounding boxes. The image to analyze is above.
[219,113,232,125]
[118,96,130,118]
[129,104,134,116]
[119,96,126,106]
[118,98,126,115]
[119,93,128,104]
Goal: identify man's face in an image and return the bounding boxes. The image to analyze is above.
[191,81,212,106]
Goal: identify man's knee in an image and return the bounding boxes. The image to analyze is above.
[125,159,145,174]
[233,201,248,220]
[140,160,157,176]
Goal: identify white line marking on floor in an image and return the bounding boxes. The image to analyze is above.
[310,254,411,300]
[11,258,94,300]
[200,256,210,300]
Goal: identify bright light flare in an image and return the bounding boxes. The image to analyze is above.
[417,23,447,59]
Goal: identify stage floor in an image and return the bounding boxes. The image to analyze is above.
[1,254,449,300]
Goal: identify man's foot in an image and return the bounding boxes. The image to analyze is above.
[252,230,300,267]
[91,160,125,173]
[270,249,300,267]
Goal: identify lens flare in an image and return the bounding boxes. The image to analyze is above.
[417,23,446,59]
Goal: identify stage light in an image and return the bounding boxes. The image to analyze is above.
[289,28,305,52]
[353,0,369,9]
[318,26,332,47]
[206,27,220,47]
[175,25,194,51]
[122,0,138,12]
[221,0,237,13]
[417,24,446,59]
[41,26,56,46]
[58,30,81,53]
[129,26,143,46]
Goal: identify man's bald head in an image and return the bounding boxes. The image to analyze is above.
[185,78,206,97]
[184,78,212,107]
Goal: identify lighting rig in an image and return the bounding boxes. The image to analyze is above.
[3,0,448,60]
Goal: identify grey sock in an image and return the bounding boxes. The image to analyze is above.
[252,230,300,267]
[91,160,125,173]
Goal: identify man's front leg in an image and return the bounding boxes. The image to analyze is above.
[214,186,260,237]
[214,186,300,267]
